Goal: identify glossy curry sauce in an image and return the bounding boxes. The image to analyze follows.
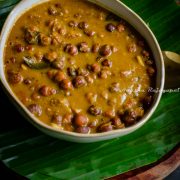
[4,0,156,133]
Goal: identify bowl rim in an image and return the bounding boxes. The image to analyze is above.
[0,0,165,139]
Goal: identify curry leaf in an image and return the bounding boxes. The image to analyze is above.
[23,56,50,69]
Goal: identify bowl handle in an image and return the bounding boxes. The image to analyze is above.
[163,51,180,89]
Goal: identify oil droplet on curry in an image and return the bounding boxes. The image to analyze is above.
[4,0,156,134]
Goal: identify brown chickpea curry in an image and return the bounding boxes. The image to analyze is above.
[4,0,156,134]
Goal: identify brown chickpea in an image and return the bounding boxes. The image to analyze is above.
[62,113,73,124]
[96,56,104,62]
[99,45,112,57]
[109,82,120,93]
[27,104,42,116]
[111,45,118,53]
[88,105,102,116]
[78,42,90,53]
[51,115,63,125]
[92,43,100,53]
[84,29,95,37]
[98,123,113,132]
[58,28,67,36]
[91,63,101,73]
[8,71,23,84]
[76,126,90,134]
[78,21,89,29]
[74,13,82,19]
[106,23,116,32]
[44,51,58,62]
[40,34,51,46]
[68,20,78,28]
[39,85,56,97]
[128,43,137,53]
[47,70,58,79]
[101,59,112,67]
[9,57,16,63]
[85,92,97,104]
[117,24,125,32]
[103,109,115,118]
[73,76,87,88]
[25,45,34,51]
[14,44,24,53]
[147,67,155,76]
[98,69,111,79]
[145,60,153,65]
[24,26,39,45]
[111,117,124,129]
[122,110,137,126]
[77,68,89,76]
[51,34,62,45]
[64,44,78,56]
[51,57,65,70]
[59,79,73,90]
[23,78,32,85]
[54,71,66,82]
[74,113,88,127]
[67,66,77,77]
[142,50,150,57]
[48,6,58,16]
[143,95,153,108]
[85,75,94,84]
[31,92,41,101]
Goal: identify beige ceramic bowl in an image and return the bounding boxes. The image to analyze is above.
[0,0,165,143]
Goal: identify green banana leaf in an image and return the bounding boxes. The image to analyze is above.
[0,0,180,179]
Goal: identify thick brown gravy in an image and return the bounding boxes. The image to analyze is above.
[4,0,156,133]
